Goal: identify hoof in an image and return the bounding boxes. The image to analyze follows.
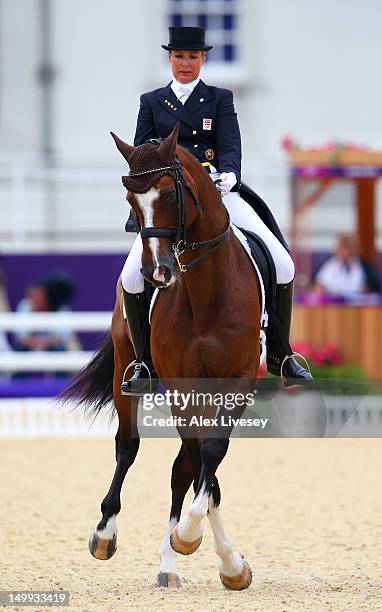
[157,572,181,588]
[170,524,202,555]
[88,532,117,560]
[220,559,252,591]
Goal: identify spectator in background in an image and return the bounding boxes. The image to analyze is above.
[0,267,11,351]
[14,272,80,351]
[313,234,380,297]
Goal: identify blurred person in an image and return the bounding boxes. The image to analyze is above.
[14,272,79,352]
[314,234,380,297]
[0,266,10,312]
[0,266,11,351]
[119,26,312,392]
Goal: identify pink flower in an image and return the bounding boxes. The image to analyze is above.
[318,343,342,365]
[281,135,294,152]
[346,142,366,151]
[321,141,338,152]
[293,342,316,361]
[292,341,343,366]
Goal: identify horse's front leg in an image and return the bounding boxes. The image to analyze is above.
[171,405,252,590]
[157,442,194,588]
[89,356,140,560]
[170,436,226,555]
[207,480,252,590]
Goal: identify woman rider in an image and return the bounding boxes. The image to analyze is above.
[121,26,313,394]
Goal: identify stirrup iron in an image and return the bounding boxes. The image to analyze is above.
[280,352,312,388]
[121,359,152,396]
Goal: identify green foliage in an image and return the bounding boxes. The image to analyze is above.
[309,363,366,380]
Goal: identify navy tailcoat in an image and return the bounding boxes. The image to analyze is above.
[132,80,288,250]
[134,80,241,181]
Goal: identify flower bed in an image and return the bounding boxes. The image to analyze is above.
[281,136,382,167]
[293,341,365,379]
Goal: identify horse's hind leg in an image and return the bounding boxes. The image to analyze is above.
[89,343,140,560]
[157,442,194,588]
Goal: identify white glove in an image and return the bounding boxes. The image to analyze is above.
[216,172,237,196]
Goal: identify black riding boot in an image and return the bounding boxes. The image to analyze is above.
[120,290,158,396]
[266,280,313,387]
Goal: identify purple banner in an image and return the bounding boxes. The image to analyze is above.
[292,165,382,179]
[1,253,126,350]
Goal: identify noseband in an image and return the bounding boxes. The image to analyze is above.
[128,156,231,272]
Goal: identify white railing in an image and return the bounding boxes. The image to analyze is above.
[3,159,380,253]
[0,162,132,252]
[0,311,111,371]
[0,312,111,331]
[0,159,292,254]
[0,398,115,437]
[0,352,95,372]
[1,396,382,438]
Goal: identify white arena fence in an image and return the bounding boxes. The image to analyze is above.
[1,395,382,439]
[1,312,382,438]
[0,311,115,437]
[0,311,111,371]
[0,159,364,254]
[0,398,115,438]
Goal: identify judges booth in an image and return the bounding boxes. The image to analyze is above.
[288,148,382,379]
[291,304,382,379]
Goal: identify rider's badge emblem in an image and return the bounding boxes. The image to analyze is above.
[205,148,215,161]
[203,118,212,131]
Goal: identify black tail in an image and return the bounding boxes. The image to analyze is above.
[58,333,115,418]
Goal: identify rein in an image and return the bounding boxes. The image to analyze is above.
[129,157,231,272]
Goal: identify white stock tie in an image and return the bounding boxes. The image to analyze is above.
[177,86,192,104]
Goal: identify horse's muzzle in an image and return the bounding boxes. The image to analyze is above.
[141,260,176,288]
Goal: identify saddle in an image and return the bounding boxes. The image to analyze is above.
[237,228,277,315]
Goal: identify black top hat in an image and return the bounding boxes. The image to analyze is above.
[162,27,213,52]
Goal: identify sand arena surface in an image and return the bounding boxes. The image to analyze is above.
[1,437,382,611]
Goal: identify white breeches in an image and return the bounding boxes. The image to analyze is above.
[121,191,295,294]
[121,232,146,294]
[223,191,295,284]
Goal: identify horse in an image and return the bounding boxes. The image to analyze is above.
[61,122,261,590]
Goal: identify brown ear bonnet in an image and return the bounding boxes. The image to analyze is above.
[111,123,180,194]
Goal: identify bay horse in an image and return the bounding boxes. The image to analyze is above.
[61,123,261,590]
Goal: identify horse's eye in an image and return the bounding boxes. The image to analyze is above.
[165,190,176,202]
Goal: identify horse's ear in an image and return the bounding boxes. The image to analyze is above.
[110,132,135,164]
[157,122,180,164]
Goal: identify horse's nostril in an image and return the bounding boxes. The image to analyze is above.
[153,266,167,283]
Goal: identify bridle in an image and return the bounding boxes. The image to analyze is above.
[128,156,231,272]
